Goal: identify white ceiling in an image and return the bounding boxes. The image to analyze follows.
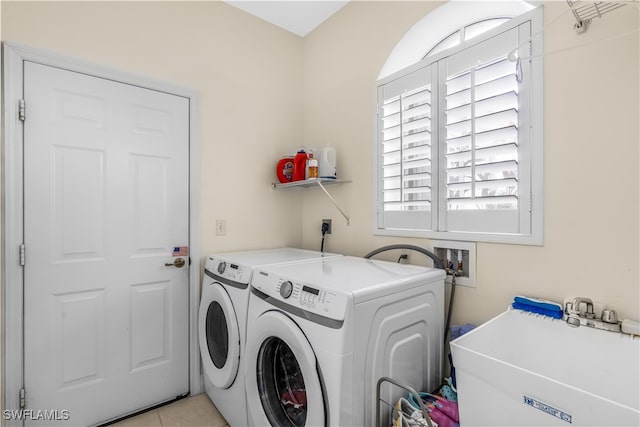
[224,1,350,37]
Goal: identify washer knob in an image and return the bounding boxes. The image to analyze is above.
[280,281,293,299]
[217,262,226,275]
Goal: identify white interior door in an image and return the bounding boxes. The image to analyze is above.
[23,61,190,426]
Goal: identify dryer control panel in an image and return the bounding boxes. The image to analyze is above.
[205,256,252,286]
[252,272,348,322]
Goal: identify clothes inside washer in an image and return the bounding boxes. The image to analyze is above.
[275,341,307,426]
[257,337,308,427]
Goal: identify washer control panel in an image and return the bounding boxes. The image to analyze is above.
[205,256,252,285]
[252,271,348,321]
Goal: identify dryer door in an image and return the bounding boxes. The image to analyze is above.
[198,282,240,389]
[245,311,325,427]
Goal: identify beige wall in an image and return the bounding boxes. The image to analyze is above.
[1,0,306,257]
[1,0,304,409]
[301,1,640,325]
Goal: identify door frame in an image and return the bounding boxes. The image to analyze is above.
[2,42,203,418]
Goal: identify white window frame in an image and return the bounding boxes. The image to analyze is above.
[373,6,543,245]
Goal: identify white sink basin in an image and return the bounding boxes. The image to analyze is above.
[450,309,640,426]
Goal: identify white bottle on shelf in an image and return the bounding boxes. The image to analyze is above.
[318,143,337,179]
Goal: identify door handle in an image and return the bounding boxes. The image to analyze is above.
[165,257,186,268]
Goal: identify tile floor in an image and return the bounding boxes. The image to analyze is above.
[110,394,229,427]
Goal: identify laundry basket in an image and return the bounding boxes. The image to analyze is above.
[376,376,433,427]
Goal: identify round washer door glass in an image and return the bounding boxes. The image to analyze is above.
[257,337,307,427]
[206,301,228,369]
[198,282,240,389]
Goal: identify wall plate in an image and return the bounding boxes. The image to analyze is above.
[431,240,476,288]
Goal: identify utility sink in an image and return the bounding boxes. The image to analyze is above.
[450,308,640,426]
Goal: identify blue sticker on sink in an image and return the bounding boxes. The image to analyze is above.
[523,395,572,424]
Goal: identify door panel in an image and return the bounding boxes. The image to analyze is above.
[53,146,106,261]
[54,289,105,388]
[130,281,171,371]
[131,155,170,251]
[23,61,190,426]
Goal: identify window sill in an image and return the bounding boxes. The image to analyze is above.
[373,227,543,246]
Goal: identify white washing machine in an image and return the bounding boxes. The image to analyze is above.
[198,248,341,427]
[244,256,445,427]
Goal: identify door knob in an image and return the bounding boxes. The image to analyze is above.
[165,257,186,268]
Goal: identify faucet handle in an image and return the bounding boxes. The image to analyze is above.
[565,301,578,315]
[571,297,596,318]
[601,308,619,324]
[564,302,580,327]
[584,303,596,319]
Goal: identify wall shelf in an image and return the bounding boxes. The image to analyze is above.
[271,178,350,189]
[272,178,351,224]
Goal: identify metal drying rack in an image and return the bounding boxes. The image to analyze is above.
[376,377,434,427]
[566,0,630,33]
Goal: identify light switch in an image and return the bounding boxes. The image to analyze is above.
[216,219,226,236]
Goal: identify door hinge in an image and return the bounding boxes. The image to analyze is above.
[19,388,26,410]
[18,99,25,122]
[19,244,26,266]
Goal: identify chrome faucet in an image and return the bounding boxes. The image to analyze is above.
[565,297,594,326]
[564,296,621,333]
[572,297,596,318]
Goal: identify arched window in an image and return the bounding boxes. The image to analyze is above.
[378,1,536,79]
[374,3,543,245]
[424,18,511,58]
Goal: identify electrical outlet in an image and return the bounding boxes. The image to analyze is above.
[321,219,332,234]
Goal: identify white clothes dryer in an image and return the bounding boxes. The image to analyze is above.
[244,256,445,427]
[198,248,341,427]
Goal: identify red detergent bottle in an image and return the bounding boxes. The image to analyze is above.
[292,150,308,181]
[276,157,294,183]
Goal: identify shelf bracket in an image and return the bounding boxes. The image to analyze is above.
[315,181,350,225]
[271,178,351,225]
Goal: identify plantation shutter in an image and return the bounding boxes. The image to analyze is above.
[375,10,540,241]
[377,65,435,231]
[440,26,530,234]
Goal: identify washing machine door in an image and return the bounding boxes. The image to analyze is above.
[198,282,240,389]
[245,311,325,427]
